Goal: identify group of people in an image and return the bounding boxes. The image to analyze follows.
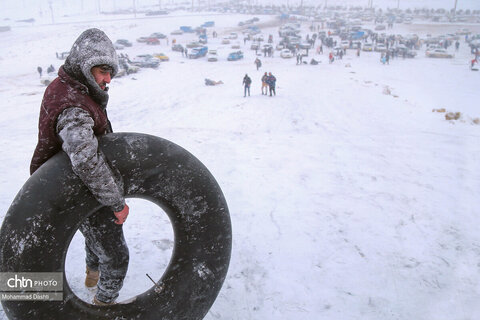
[36,64,56,77]
[243,72,276,97]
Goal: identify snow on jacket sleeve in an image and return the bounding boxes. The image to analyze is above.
[57,107,125,212]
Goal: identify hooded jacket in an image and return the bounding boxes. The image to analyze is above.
[30,28,125,211]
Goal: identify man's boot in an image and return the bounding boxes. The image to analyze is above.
[85,267,99,288]
[93,296,116,306]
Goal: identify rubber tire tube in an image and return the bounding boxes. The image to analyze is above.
[0,132,232,320]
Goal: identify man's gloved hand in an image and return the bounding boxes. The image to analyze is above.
[114,204,129,225]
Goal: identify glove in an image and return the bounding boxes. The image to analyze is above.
[114,204,129,225]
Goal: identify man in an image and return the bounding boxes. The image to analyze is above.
[254,57,262,70]
[261,72,268,95]
[243,74,251,97]
[47,64,55,74]
[30,28,129,306]
[266,72,276,97]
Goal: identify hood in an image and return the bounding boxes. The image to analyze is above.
[63,28,118,107]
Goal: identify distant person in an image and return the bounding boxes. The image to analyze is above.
[261,72,268,95]
[380,53,387,64]
[254,58,262,70]
[37,66,42,77]
[205,78,223,86]
[266,72,276,97]
[47,64,55,74]
[243,74,251,97]
[471,58,478,70]
[329,52,334,63]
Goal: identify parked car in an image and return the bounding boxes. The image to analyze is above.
[115,39,132,47]
[180,26,194,33]
[195,27,206,35]
[227,50,244,61]
[276,44,285,50]
[426,48,454,58]
[250,43,260,50]
[186,41,202,48]
[130,54,160,68]
[231,42,241,49]
[340,40,350,49]
[188,46,208,59]
[229,32,238,39]
[374,43,387,52]
[118,57,140,75]
[362,43,373,51]
[207,49,218,62]
[299,42,312,49]
[172,44,184,52]
[280,49,293,58]
[146,37,160,45]
[170,29,183,35]
[150,32,167,39]
[221,38,231,44]
[201,21,215,28]
[136,36,149,43]
[395,45,417,58]
[153,52,170,61]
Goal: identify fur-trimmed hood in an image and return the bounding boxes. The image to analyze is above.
[63,28,118,107]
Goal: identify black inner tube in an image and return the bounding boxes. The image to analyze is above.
[0,133,232,320]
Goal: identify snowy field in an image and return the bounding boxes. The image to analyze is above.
[1,5,480,320]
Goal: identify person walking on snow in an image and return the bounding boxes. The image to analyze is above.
[329,52,334,63]
[254,58,262,70]
[30,28,129,306]
[261,72,268,95]
[37,66,43,77]
[47,64,55,74]
[243,74,252,97]
[266,72,276,96]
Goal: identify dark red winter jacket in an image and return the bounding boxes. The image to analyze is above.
[30,67,110,174]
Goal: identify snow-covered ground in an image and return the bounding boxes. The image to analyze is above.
[1,6,480,320]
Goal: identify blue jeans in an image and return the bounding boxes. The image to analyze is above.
[79,207,129,303]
